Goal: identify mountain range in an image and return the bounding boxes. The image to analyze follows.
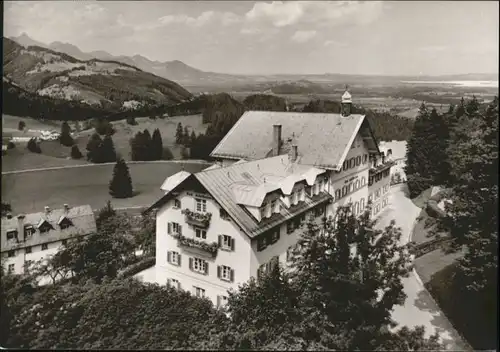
[3,37,192,110]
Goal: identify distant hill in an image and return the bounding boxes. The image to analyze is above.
[3,37,192,112]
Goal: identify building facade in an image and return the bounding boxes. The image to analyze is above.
[1,204,97,275]
[146,90,394,306]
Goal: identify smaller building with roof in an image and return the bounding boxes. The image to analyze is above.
[1,204,97,276]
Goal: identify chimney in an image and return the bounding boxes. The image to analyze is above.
[64,204,70,212]
[387,149,393,160]
[290,145,298,162]
[272,125,282,156]
[17,214,25,241]
[44,206,50,214]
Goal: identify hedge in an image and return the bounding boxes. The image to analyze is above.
[118,256,155,278]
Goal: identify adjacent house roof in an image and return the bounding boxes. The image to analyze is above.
[210,111,378,169]
[379,141,407,161]
[147,155,332,239]
[1,205,97,252]
[160,171,192,192]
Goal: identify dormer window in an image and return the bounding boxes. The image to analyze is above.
[38,220,53,234]
[299,188,305,202]
[24,225,35,238]
[292,191,299,205]
[58,217,73,230]
[265,202,272,218]
[6,230,18,241]
[271,200,278,214]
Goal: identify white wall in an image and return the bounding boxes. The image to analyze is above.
[155,189,253,305]
[2,240,63,275]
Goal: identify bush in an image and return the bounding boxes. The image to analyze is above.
[118,256,155,278]
[94,118,115,136]
[18,120,26,131]
[27,138,41,153]
[7,142,15,149]
[126,117,138,125]
[70,145,83,159]
[162,146,174,160]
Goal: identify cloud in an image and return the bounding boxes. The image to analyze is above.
[157,11,241,28]
[244,1,385,28]
[291,30,317,43]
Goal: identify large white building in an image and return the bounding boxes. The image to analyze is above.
[145,91,393,306]
[1,204,97,276]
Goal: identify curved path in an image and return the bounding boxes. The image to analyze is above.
[378,184,470,351]
[2,161,211,214]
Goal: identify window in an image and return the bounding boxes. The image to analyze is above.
[293,191,299,205]
[271,229,280,244]
[342,185,348,197]
[343,161,348,171]
[219,234,233,251]
[196,198,207,213]
[41,244,48,251]
[24,226,34,237]
[363,154,368,164]
[217,295,228,308]
[257,263,267,280]
[6,231,17,240]
[195,228,207,240]
[257,236,267,251]
[191,257,208,275]
[173,199,181,209]
[220,208,229,220]
[369,194,373,202]
[270,200,277,214]
[360,198,365,211]
[167,278,180,289]
[354,180,360,190]
[40,225,50,234]
[318,179,324,193]
[25,246,32,254]
[356,156,361,166]
[218,265,234,282]
[286,220,295,234]
[266,202,272,217]
[168,222,182,235]
[335,189,341,200]
[7,264,15,274]
[299,188,306,202]
[167,251,181,266]
[375,189,381,199]
[355,202,360,215]
[349,158,355,168]
[361,177,366,186]
[193,286,205,298]
[8,250,15,258]
[315,206,325,217]
[60,221,71,230]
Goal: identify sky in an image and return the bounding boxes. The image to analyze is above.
[3,1,499,76]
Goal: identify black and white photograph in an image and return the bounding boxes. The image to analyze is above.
[1,1,498,350]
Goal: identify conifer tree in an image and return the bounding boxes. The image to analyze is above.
[190,130,197,146]
[151,128,163,160]
[143,129,152,160]
[183,126,190,146]
[59,121,74,146]
[86,133,102,162]
[109,158,133,198]
[100,135,117,163]
[175,123,183,144]
[456,97,466,119]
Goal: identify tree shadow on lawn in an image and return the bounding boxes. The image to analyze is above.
[413,289,470,351]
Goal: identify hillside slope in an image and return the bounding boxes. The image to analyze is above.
[3,37,192,111]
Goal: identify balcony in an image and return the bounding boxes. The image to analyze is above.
[174,233,219,258]
[369,160,395,176]
[181,209,212,228]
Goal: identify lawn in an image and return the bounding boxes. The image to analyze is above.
[74,114,208,161]
[2,161,210,214]
[2,146,89,172]
[426,263,497,350]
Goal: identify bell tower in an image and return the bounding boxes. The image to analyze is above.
[341,85,352,117]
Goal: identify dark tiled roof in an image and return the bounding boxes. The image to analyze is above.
[1,205,97,252]
[210,111,366,169]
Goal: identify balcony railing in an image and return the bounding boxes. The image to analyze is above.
[181,209,212,228]
[369,160,395,176]
[173,233,219,258]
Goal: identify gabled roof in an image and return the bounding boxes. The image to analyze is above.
[210,111,371,169]
[1,205,97,253]
[147,155,331,238]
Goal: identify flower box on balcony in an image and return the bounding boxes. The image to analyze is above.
[173,233,219,258]
[181,209,212,228]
